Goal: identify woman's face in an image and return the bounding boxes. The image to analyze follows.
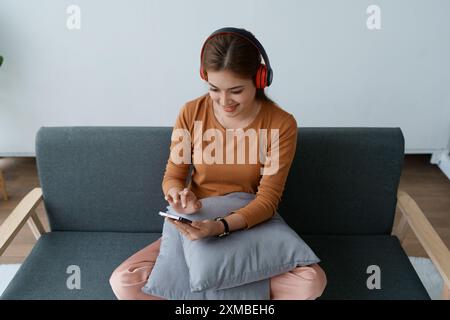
[206,69,257,119]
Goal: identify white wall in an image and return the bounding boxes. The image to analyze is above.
[1,0,449,156]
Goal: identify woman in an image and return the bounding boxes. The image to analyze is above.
[110,27,327,300]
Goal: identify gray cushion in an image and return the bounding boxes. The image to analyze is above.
[142,218,270,299]
[303,235,430,300]
[1,231,430,300]
[169,192,320,292]
[1,231,161,300]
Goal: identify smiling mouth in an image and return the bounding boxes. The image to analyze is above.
[223,104,239,112]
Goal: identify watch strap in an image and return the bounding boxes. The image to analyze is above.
[214,217,230,237]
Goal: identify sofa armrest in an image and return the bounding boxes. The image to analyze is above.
[394,189,450,300]
[0,188,44,256]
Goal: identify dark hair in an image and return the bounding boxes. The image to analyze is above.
[202,32,275,104]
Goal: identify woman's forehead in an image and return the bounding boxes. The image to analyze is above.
[207,70,251,88]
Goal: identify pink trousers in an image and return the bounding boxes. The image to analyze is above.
[109,238,327,300]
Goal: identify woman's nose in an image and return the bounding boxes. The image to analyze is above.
[220,93,232,106]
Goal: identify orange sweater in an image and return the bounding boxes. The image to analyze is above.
[162,94,298,228]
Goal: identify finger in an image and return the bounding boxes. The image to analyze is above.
[179,191,187,208]
[166,217,176,225]
[191,221,201,228]
[181,224,198,237]
[181,221,201,234]
[167,218,184,233]
[171,220,186,234]
[184,189,193,199]
[172,192,180,204]
[166,198,176,208]
[165,193,172,202]
[173,220,187,232]
[178,224,194,238]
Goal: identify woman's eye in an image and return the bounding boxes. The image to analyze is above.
[209,88,242,94]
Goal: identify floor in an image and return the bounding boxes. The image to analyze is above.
[0,155,449,264]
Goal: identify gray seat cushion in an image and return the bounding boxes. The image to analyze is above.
[2,232,430,300]
[1,231,160,300]
[304,235,430,300]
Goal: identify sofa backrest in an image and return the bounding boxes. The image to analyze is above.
[279,127,404,235]
[36,127,404,235]
[36,127,171,233]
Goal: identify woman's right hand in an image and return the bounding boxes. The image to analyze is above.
[165,187,202,214]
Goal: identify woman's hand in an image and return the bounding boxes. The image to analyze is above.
[166,218,223,241]
[165,187,202,214]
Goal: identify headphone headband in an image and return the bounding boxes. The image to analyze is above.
[199,27,273,87]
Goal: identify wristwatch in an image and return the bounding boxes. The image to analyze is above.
[214,217,230,238]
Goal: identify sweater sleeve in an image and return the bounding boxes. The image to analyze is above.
[231,114,298,229]
[161,104,192,196]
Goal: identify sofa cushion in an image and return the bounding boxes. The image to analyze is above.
[143,218,270,299]
[1,232,430,300]
[303,235,430,300]
[1,231,160,300]
[168,192,320,292]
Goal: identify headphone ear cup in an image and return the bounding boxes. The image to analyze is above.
[200,66,208,81]
[255,64,267,89]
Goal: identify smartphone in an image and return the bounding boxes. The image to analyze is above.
[159,211,193,224]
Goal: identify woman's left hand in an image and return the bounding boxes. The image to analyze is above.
[166,218,223,241]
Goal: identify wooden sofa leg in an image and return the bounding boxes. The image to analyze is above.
[393,212,409,245]
[27,211,46,240]
[0,170,8,201]
[442,284,450,300]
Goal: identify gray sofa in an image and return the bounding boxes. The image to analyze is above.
[1,127,449,299]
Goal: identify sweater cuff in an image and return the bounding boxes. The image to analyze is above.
[232,206,269,230]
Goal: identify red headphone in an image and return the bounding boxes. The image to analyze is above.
[199,27,273,89]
